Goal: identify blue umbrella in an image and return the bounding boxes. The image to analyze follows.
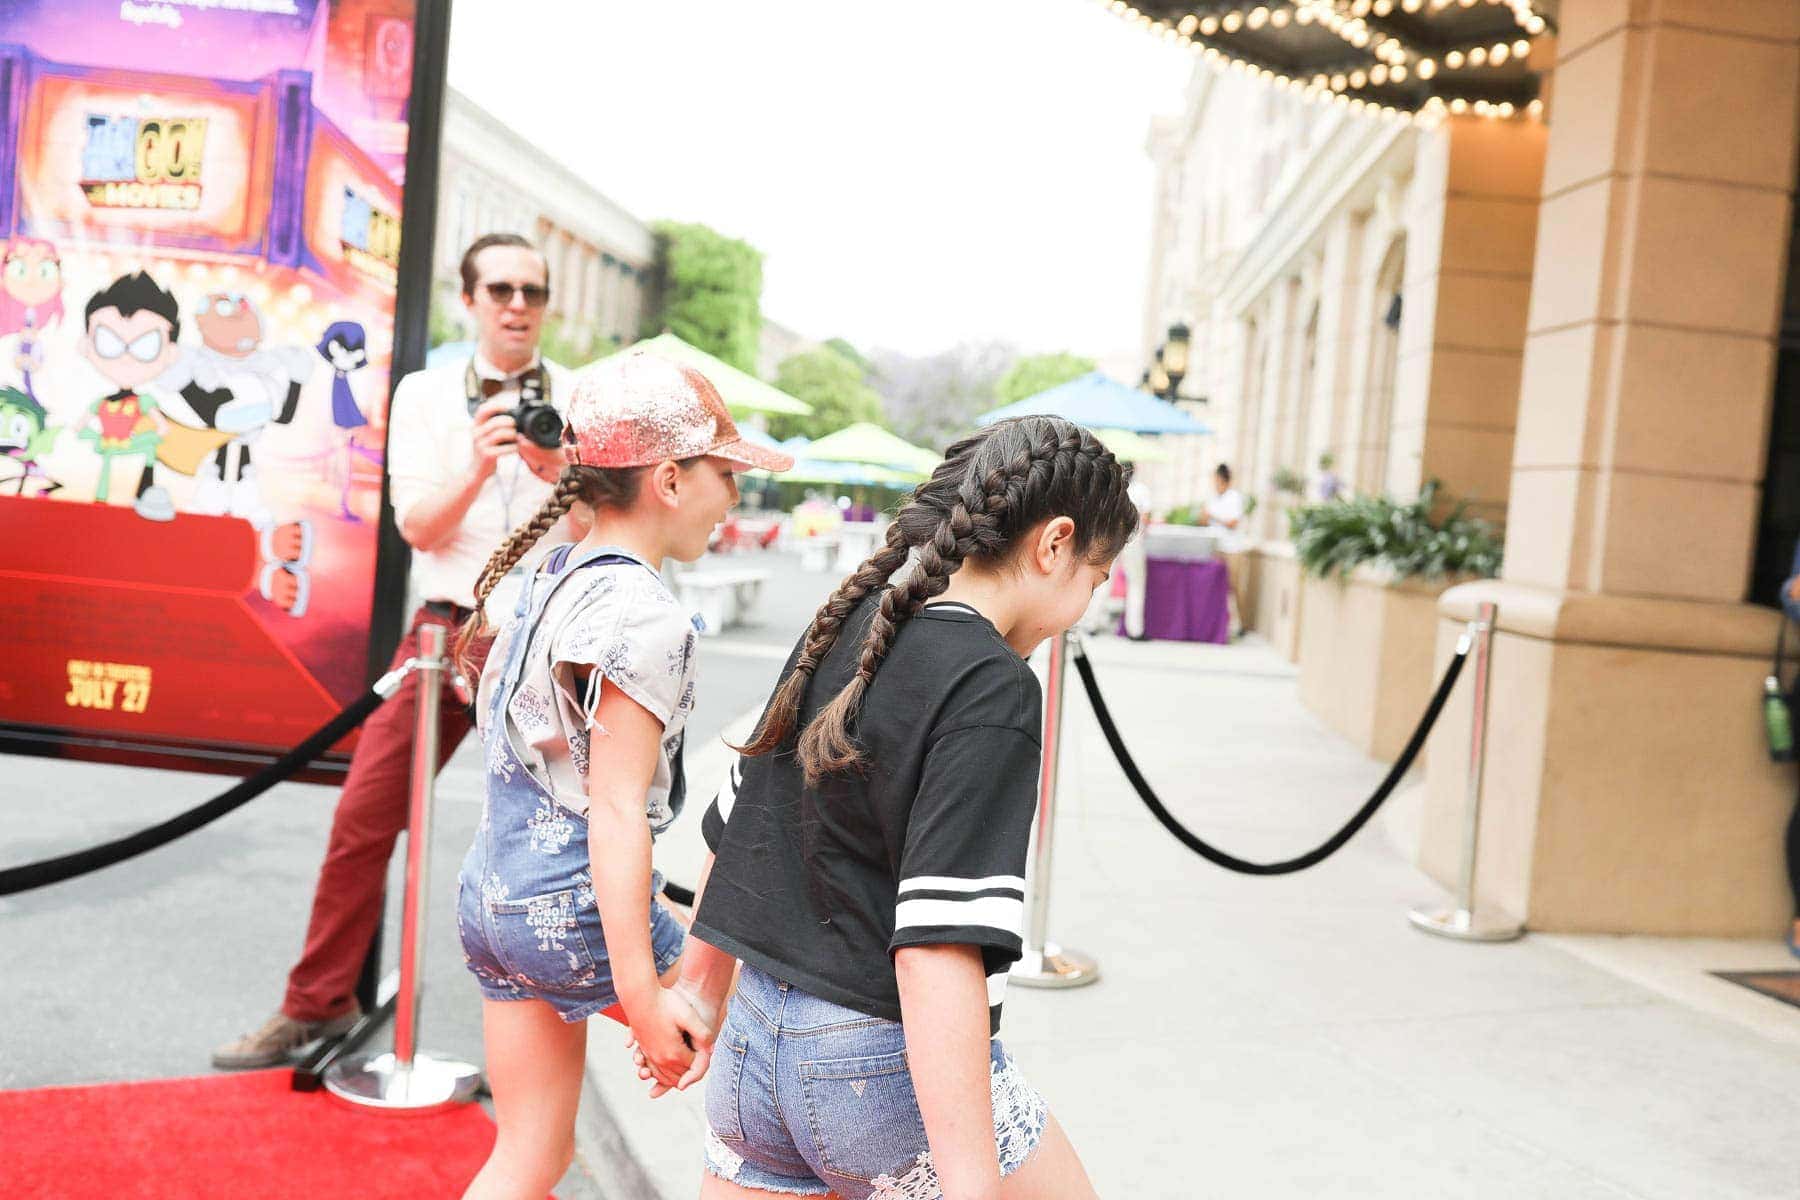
[977,372,1210,435]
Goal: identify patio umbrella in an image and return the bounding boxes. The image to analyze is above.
[978,372,1210,436]
[779,458,923,487]
[1095,427,1172,464]
[801,422,941,475]
[604,333,812,417]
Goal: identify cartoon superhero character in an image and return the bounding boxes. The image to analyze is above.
[1,238,66,404]
[0,386,62,496]
[156,292,314,523]
[316,320,374,520]
[76,273,180,520]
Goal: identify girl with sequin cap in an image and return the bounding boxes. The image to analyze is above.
[453,352,792,1200]
[662,417,1137,1200]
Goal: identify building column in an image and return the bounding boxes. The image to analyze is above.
[1390,115,1545,520]
[1419,0,1800,935]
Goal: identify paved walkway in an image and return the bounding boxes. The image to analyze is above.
[587,634,1800,1200]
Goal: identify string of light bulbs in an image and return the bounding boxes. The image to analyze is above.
[1100,0,1555,125]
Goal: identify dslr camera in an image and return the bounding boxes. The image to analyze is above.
[510,397,563,450]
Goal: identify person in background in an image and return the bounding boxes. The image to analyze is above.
[1782,543,1800,958]
[1317,451,1344,502]
[211,233,576,1070]
[1204,463,1249,635]
[1201,462,1245,532]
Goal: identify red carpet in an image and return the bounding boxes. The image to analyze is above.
[0,1069,546,1198]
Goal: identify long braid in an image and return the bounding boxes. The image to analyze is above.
[454,466,583,673]
[741,416,1138,785]
[734,518,912,756]
[796,423,1083,783]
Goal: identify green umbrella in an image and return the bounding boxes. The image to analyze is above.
[801,422,941,475]
[1095,427,1172,464]
[606,333,812,417]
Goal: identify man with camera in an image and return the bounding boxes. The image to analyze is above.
[213,233,578,1068]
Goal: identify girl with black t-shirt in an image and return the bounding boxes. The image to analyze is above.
[652,417,1139,1200]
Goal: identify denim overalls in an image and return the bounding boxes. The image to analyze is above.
[456,545,686,1023]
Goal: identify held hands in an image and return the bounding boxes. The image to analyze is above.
[624,984,715,1096]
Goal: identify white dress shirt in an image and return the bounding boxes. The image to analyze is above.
[386,351,577,615]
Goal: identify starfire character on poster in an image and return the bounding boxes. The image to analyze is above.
[0,237,66,404]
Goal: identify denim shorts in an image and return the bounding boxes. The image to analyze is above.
[456,854,686,1024]
[702,963,1049,1198]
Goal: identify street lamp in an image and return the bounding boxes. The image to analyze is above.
[1147,356,1171,399]
[1162,322,1190,398]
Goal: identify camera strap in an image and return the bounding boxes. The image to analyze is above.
[464,357,551,536]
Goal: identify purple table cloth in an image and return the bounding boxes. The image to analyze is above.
[1120,555,1231,644]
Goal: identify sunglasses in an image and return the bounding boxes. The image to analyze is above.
[481,281,551,309]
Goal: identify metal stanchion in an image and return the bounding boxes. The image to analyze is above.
[326,623,483,1112]
[1408,601,1524,942]
[1012,630,1100,988]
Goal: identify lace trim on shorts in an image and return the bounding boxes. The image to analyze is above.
[705,1129,745,1181]
[869,1055,1048,1199]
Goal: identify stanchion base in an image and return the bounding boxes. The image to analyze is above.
[1010,942,1100,989]
[1407,906,1524,943]
[323,1052,481,1114]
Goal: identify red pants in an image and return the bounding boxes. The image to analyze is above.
[282,607,491,1023]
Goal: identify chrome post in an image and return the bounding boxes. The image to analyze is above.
[1408,602,1524,942]
[1012,630,1100,988]
[326,623,482,1112]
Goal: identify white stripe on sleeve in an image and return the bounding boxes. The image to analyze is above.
[894,895,1024,936]
[714,757,741,822]
[897,874,1026,896]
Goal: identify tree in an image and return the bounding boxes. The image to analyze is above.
[869,341,1017,450]
[537,317,617,368]
[769,347,886,441]
[647,221,763,372]
[994,352,1096,407]
[822,337,870,374]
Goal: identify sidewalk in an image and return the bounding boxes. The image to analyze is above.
[590,633,1800,1200]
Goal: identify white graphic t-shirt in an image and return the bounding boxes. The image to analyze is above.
[476,546,698,832]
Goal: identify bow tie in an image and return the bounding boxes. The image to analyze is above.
[479,374,524,399]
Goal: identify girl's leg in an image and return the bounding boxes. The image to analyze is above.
[1001,1112,1098,1200]
[463,998,588,1200]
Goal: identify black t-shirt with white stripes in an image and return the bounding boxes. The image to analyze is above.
[694,596,1041,1035]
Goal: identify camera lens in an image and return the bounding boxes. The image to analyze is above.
[516,403,564,450]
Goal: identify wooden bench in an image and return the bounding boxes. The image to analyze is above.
[673,567,770,636]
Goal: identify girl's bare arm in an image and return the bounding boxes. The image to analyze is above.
[896,943,1002,1200]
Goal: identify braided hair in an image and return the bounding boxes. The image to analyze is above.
[738,416,1139,784]
[454,462,646,672]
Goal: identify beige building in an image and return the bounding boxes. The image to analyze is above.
[433,89,655,353]
[1138,1,1800,940]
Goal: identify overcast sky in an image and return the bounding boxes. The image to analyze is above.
[446,0,1191,364]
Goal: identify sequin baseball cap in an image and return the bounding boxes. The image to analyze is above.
[563,352,794,473]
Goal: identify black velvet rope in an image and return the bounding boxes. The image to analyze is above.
[0,687,387,896]
[1070,641,1469,875]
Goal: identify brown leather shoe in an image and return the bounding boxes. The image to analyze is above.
[210,1006,360,1070]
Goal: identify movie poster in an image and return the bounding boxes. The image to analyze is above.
[0,0,420,763]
